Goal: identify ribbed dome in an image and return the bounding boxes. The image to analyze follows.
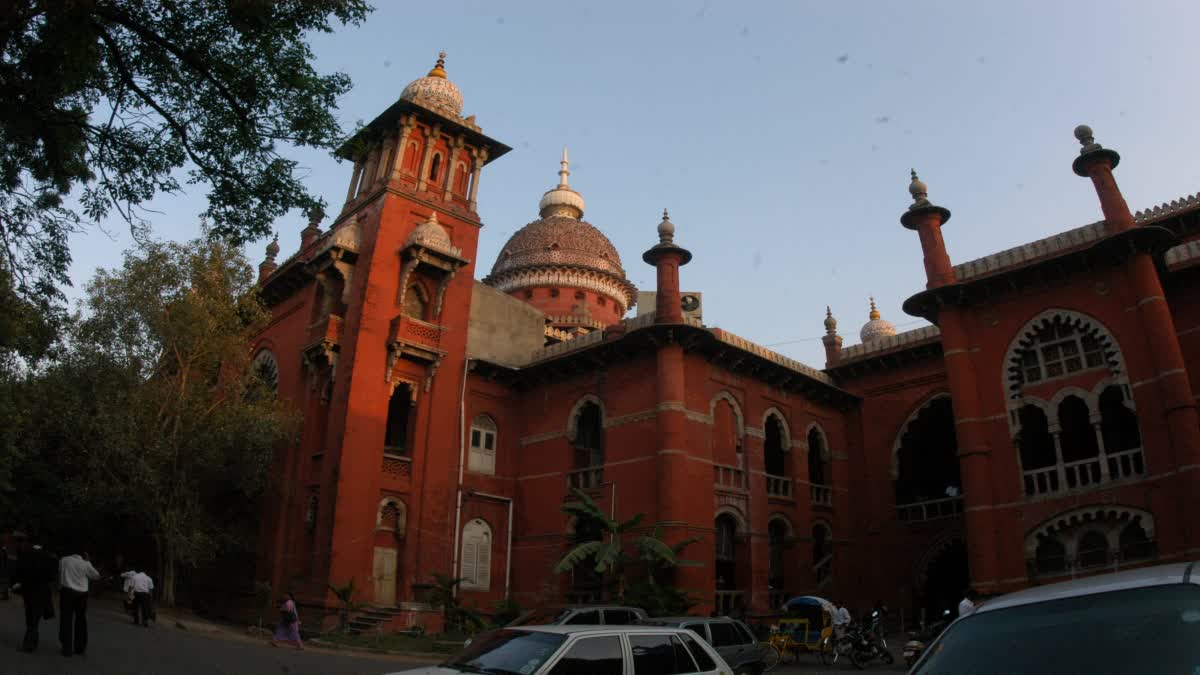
[860,297,897,343]
[406,211,460,257]
[490,216,625,278]
[400,53,463,120]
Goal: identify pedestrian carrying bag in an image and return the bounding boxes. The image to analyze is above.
[283,608,297,624]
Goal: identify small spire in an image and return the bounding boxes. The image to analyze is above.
[868,296,880,321]
[557,147,570,188]
[824,306,838,334]
[657,208,675,244]
[427,52,447,79]
[1074,124,1100,154]
[265,235,280,262]
[306,206,325,229]
[426,210,439,226]
[908,168,929,207]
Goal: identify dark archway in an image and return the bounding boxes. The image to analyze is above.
[764,415,786,476]
[918,537,969,619]
[895,397,960,505]
[715,514,738,592]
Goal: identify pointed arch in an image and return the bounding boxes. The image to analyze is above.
[460,518,493,591]
[709,391,746,438]
[1003,309,1126,398]
[761,407,792,448]
[376,497,407,537]
[890,393,951,479]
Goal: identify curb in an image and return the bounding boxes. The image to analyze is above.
[305,639,447,662]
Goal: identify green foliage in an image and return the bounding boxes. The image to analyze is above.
[0,238,298,604]
[491,597,522,628]
[427,573,484,635]
[622,579,699,618]
[329,578,357,632]
[0,0,370,301]
[554,488,703,604]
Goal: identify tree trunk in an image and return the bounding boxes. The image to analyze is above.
[162,539,177,607]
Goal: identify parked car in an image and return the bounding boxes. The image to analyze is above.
[507,605,647,627]
[385,625,732,675]
[640,616,767,675]
[909,560,1200,674]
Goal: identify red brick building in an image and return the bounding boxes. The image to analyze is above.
[253,56,1200,628]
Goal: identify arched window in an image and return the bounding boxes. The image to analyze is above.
[1058,396,1099,463]
[468,415,498,475]
[712,398,740,467]
[384,384,413,455]
[251,349,279,396]
[1017,405,1058,496]
[1016,319,1106,386]
[1119,521,1154,561]
[404,284,428,320]
[768,519,788,591]
[429,153,442,182]
[454,161,469,194]
[764,415,787,476]
[402,141,420,174]
[1099,385,1143,479]
[573,402,603,469]
[1035,536,1067,574]
[1076,530,1109,569]
[377,499,407,538]
[894,396,961,509]
[808,427,828,486]
[459,518,492,591]
[715,514,738,591]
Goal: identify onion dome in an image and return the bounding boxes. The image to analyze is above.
[538,148,585,219]
[406,210,461,257]
[860,297,897,343]
[265,236,280,261]
[824,306,837,335]
[400,52,464,120]
[484,151,637,313]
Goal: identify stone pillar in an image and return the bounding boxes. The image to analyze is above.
[374,135,394,184]
[822,307,842,367]
[359,146,380,197]
[902,172,956,290]
[442,136,464,199]
[391,117,418,181]
[468,148,487,212]
[1072,125,1200,548]
[643,210,691,325]
[344,158,364,206]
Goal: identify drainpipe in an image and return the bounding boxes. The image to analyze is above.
[451,357,472,597]
[467,490,514,598]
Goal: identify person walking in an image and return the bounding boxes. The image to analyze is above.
[958,588,980,618]
[270,592,303,649]
[58,546,100,657]
[127,569,155,626]
[12,535,56,652]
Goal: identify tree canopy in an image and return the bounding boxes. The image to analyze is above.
[0,0,370,300]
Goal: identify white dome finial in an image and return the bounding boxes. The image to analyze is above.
[558,147,570,188]
[538,148,585,219]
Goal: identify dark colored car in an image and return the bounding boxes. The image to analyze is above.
[642,616,766,675]
[507,605,648,627]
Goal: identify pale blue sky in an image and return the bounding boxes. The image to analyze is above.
[68,1,1200,367]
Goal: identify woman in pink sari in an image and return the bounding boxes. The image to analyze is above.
[270,592,303,649]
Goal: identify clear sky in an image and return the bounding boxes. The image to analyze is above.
[67,0,1200,367]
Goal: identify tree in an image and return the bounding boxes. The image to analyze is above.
[328,578,357,633]
[0,0,370,300]
[554,488,702,605]
[58,237,298,604]
[426,573,483,635]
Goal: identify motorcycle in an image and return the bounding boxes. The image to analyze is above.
[821,610,893,670]
[904,609,952,667]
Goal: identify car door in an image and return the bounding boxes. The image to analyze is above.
[627,631,723,675]
[707,621,747,669]
[543,634,627,675]
[681,622,710,644]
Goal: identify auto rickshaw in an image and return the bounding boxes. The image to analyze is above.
[767,595,835,663]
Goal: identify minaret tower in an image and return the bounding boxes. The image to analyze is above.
[822,307,842,367]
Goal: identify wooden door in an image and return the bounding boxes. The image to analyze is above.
[373,547,397,606]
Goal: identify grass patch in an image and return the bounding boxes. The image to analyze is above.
[319,630,470,656]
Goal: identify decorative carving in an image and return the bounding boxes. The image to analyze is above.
[1003,310,1126,399]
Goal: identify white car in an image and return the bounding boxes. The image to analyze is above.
[908,560,1200,674]
[386,625,734,675]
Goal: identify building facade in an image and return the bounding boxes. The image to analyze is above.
[253,55,1200,628]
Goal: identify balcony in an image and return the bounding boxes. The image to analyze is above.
[897,495,964,523]
[714,590,744,617]
[567,466,604,490]
[765,474,793,500]
[713,463,746,491]
[382,452,412,479]
[387,314,445,366]
[1023,448,1145,497]
[810,484,832,508]
[309,313,344,344]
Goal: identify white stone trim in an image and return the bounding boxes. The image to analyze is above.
[1002,309,1127,400]
[709,391,746,440]
[761,407,792,450]
[1024,505,1155,558]
[840,324,941,361]
[565,395,605,443]
[486,266,635,311]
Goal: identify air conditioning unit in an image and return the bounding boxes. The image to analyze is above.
[636,291,702,322]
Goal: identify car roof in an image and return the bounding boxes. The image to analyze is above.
[531,605,641,611]
[641,616,733,624]
[977,561,1199,614]
[509,625,699,635]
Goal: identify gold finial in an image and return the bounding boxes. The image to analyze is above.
[824,306,837,334]
[427,52,447,79]
[868,296,881,320]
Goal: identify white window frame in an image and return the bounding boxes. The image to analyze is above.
[459,518,492,591]
[468,415,497,475]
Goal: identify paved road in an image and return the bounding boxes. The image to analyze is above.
[0,597,429,675]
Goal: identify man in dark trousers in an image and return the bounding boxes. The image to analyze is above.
[11,534,56,652]
[57,545,100,657]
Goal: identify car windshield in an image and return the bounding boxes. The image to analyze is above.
[913,584,1200,675]
[445,629,567,675]
[508,608,573,626]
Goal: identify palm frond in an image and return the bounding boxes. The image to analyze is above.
[635,535,678,564]
[593,542,624,573]
[672,535,703,555]
[616,512,644,533]
[553,540,605,574]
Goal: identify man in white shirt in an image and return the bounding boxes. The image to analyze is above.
[128,570,155,626]
[58,549,100,657]
[833,600,853,643]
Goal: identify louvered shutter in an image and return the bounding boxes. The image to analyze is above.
[475,530,492,591]
[461,535,478,588]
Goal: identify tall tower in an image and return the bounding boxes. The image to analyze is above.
[255,53,510,619]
